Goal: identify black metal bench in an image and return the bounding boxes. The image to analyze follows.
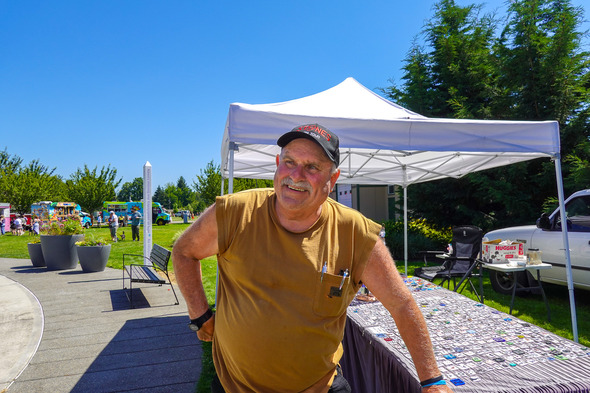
[123,244,179,308]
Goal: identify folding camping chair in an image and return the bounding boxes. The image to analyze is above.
[414,225,484,302]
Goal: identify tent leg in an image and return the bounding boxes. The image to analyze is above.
[404,185,408,277]
[554,156,578,342]
[216,141,239,307]
[228,142,237,194]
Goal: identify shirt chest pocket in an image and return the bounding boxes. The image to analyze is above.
[312,271,351,317]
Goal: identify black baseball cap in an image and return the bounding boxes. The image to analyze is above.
[277,124,340,166]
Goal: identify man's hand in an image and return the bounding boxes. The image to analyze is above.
[196,314,215,342]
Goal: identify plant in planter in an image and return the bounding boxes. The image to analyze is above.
[40,217,85,270]
[27,237,45,267]
[76,237,111,272]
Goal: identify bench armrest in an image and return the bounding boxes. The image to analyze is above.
[123,253,151,268]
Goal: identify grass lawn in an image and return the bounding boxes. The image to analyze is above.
[2,228,588,391]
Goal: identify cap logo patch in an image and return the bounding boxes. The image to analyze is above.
[293,124,332,142]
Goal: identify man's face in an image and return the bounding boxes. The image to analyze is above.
[274,138,340,216]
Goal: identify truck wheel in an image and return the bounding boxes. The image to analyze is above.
[85,222,91,229]
[489,270,530,295]
[156,219,164,226]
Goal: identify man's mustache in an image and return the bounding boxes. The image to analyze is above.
[281,178,311,192]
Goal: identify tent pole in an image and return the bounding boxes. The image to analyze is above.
[404,185,408,276]
[221,178,225,196]
[554,156,578,342]
[228,142,237,194]
[402,166,408,276]
[216,142,238,307]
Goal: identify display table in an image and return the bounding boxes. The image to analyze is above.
[483,262,553,321]
[341,277,590,393]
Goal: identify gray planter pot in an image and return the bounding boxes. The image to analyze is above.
[77,245,111,272]
[40,234,84,270]
[27,242,46,267]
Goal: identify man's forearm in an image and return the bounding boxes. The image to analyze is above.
[172,204,219,319]
[172,252,211,318]
[391,299,441,382]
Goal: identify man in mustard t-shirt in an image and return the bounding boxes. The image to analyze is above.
[173,124,453,393]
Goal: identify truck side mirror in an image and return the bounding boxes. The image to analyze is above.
[536,213,551,230]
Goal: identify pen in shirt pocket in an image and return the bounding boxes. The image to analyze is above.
[339,269,349,290]
[320,261,327,282]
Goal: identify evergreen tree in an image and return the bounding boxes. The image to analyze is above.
[497,0,590,196]
[176,176,196,207]
[382,41,436,116]
[384,0,503,229]
[384,0,589,229]
[425,0,499,119]
[163,183,180,210]
[153,185,167,206]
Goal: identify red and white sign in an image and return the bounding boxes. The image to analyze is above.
[482,241,525,263]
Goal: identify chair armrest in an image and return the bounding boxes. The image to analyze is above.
[418,250,447,264]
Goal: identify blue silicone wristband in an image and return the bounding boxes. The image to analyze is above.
[422,380,447,387]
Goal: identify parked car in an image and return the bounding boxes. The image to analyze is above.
[484,189,590,294]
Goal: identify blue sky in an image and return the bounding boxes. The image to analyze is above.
[1,0,587,193]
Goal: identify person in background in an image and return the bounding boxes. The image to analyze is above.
[173,123,452,393]
[108,211,118,242]
[0,215,4,235]
[32,219,40,235]
[14,216,23,236]
[130,206,142,241]
[97,213,102,228]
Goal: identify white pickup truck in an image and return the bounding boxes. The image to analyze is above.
[484,189,590,294]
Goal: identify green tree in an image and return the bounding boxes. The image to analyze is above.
[234,177,273,193]
[496,0,590,197]
[0,147,23,173]
[193,161,223,206]
[425,0,499,119]
[0,160,64,214]
[193,160,274,208]
[153,185,167,206]
[384,0,504,229]
[382,41,436,116]
[65,165,121,213]
[162,183,180,210]
[384,0,589,230]
[176,176,196,207]
[381,0,499,119]
[117,177,144,201]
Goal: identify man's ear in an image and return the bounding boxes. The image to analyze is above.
[330,169,341,189]
[275,154,280,167]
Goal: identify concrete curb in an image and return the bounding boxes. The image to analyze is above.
[0,275,43,391]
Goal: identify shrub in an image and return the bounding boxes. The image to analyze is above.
[382,219,451,260]
[76,236,111,247]
[42,217,85,236]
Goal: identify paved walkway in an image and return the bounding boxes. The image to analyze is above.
[0,257,202,393]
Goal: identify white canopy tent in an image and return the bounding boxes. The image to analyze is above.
[220,77,578,341]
